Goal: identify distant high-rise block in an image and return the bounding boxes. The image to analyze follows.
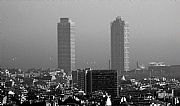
[75,68,91,94]
[72,70,78,87]
[57,18,75,75]
[77,69,86,91]
[111,16,129,74]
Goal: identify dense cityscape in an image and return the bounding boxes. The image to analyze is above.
[0,0,179,105]
[0,16,180,106]
[1,64,180,106]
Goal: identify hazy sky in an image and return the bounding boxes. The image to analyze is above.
[0,0,180,70]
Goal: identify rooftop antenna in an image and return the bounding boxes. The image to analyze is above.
[137,60,139,68]
[109,59,111,70]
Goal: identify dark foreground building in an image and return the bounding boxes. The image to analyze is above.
[73,69,118,98]
[90,70,118,98]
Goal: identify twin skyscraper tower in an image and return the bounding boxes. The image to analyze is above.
[57,18,75,75]
[57,17,129,75]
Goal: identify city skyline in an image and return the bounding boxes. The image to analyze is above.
[0,0,179,70]
[0,0,180,106]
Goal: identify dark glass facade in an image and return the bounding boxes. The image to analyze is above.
[111,17,125,74]
[91,70,118,98]
[57,18,75,75]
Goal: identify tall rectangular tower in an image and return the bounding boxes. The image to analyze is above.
[57,18,75,75]
[111,16,129,75]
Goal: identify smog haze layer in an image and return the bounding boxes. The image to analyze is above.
[0,0,179,70]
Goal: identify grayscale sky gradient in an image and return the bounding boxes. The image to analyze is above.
[0,0,180,70]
